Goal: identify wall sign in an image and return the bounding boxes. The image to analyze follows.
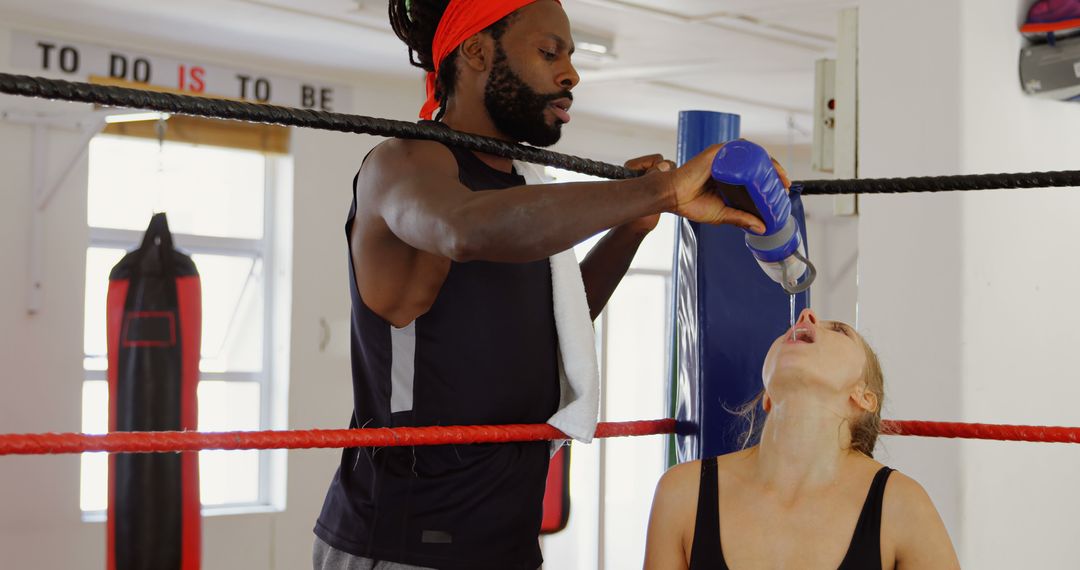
[11,31,352,112]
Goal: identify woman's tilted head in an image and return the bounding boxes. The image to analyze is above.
[758,309,885,456]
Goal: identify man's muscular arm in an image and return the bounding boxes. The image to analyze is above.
[370,138,677,263]
[579,225,651,320]
[356,138,764,325]
[370,139,767,263]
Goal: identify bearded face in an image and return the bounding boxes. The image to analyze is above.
[483,42,571,147]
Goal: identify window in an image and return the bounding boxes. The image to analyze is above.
[80,133,291,515]
[542,167,675,570]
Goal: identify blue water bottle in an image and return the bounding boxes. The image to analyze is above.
[710,140,816,293]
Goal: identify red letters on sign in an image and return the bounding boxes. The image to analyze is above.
[177,65,206,93]
[190,67,205,93]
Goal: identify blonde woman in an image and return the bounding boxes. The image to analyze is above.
[644,309,959,569]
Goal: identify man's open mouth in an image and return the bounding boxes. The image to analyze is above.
[548,98,572,123]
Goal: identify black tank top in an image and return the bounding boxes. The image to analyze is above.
[689,456,893,570]
[314,135,560,570]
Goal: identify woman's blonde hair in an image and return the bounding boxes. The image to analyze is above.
[849,340,884,456]
[739,333,885,457]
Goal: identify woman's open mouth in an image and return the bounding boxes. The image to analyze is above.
[787,326,816,344]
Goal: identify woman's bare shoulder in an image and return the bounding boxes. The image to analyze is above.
[657,458,702,493]
[647,460,703,569]
[649,460,702,536]
[880,470,948,540]
[881,469,961,567]
[882,469,937,515]
[655,449,757,495]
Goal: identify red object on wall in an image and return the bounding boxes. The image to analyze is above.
[540,445,571,534]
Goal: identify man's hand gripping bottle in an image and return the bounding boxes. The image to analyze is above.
[710,140,816,294]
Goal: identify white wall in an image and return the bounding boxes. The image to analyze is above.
[860,0,1080,566]
[0,18,101,565]
[857,0,967,550]
[957,1,1080,566]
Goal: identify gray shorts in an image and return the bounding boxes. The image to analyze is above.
[312,537,435,570]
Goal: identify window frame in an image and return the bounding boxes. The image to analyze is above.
[82,137,283,515]
[544,165,676,569]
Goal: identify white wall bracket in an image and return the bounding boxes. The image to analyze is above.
[812,58,837,174]
[1,109,111,315]
[810,7,859,216]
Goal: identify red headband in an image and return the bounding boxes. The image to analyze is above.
[420,0,559,120]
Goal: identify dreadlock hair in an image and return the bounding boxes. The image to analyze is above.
[390,0,516,121]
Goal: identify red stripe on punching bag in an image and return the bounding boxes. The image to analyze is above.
[106,278,129,570]
[176,275,202,570]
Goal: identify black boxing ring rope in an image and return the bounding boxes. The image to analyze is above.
[0,73,631,179]
[3,72,1080,195]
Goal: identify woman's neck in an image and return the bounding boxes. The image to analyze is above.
[750,394,855,496]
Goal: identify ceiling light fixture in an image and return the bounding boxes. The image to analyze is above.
[573,29,616,60]
[104,111,171,124]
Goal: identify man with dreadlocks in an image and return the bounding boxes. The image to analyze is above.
[313,1,782,569]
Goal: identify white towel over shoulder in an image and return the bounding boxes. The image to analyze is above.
[513,160,600,444]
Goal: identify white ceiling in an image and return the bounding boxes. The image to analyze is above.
[0,0,857,144]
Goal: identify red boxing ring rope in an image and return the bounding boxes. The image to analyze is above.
[1,419,1078,456]
[881,420,1080,444]
[0,420,675,456]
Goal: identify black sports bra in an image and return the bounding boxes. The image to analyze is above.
[688,456,893,569]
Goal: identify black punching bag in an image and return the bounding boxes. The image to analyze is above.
[106,213,201,570]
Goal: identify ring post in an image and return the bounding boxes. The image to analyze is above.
[671,111,810,463]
